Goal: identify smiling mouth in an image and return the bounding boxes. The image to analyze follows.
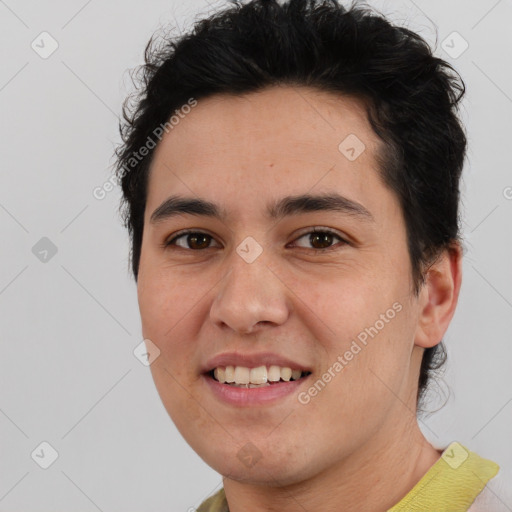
[207,365,312,388]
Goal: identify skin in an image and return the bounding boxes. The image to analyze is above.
[136,85,462,512]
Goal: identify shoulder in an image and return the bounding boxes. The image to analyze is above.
[196,488,228,512]
[468,466,512,512]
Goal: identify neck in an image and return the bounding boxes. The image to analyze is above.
[222,413,442,512]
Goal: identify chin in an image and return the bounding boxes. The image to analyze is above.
[199,445,312,487]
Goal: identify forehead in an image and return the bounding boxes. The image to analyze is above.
[145,86,388,223]
[151,85,378,160]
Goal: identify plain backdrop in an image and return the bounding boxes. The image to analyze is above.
[1,0,511,510]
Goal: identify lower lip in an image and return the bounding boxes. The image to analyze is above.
[203,373,310,406]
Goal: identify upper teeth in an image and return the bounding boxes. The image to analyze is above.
[213,365,304,385]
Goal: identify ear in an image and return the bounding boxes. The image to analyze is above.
[414,242,463,349]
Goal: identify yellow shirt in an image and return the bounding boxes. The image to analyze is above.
[196,442,500,512]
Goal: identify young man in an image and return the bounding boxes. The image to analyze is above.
[114,0,510,510]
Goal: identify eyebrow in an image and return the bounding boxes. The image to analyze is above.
[149,193,375,225]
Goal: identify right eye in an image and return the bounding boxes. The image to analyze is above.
[164,230,220,250]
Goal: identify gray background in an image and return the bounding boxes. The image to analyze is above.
[1,0,511,510]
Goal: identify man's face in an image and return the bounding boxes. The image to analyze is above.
[137,86,425,484]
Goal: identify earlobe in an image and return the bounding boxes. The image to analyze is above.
[414,243,463,349]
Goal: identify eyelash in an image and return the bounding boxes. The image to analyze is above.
[162,227,349,252]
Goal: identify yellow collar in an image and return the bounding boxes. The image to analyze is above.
[387,441,499,511]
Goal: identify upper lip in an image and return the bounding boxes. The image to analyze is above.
[201,352,312,374]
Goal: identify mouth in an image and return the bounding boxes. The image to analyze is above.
[205,365,312,388]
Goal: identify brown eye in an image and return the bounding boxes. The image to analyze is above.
[165,231,218,250]
[309,232,335,249]
[292,228,347,251]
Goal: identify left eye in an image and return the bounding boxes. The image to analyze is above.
[292,229,347,251]
[164,228,347,251]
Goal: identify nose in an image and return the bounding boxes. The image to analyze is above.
[209,250,290,334]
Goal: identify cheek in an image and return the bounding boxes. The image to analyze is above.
[137,276,203,408]
[138,264,201,337]
[286,264,396,342]
[290,274,414,411]
[329,311,415,422]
